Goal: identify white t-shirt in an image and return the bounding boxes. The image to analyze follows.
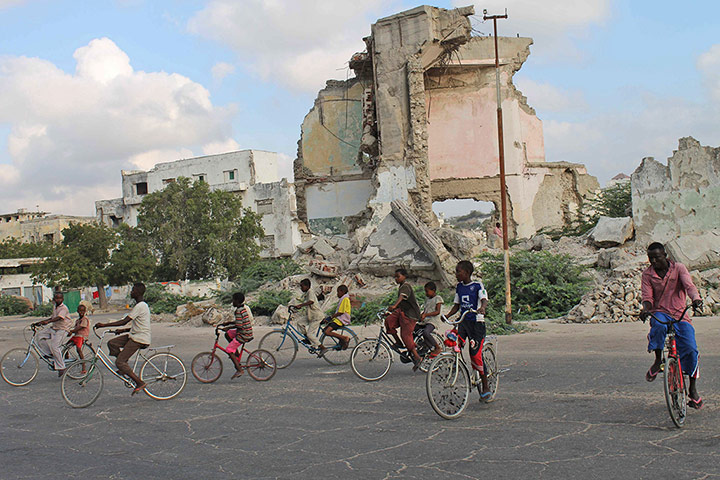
[128,301,151,345]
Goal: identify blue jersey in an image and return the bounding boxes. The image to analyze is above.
[454,281,488,323]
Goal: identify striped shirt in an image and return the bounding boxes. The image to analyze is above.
[234,305,254,343]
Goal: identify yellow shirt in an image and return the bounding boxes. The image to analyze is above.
[336,294,351,325]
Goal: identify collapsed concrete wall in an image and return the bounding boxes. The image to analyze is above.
[295,5,598,246]
[631,136,720,268]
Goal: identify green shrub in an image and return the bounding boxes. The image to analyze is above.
[478,251,590,322]
[0,296,31,316]
[249,290,293,316]
[143,283,204,314]
[25,302,54,317]
[235,259,302,294]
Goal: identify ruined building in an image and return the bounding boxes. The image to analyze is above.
[0,209,95,243]
[96,150,301,257]
[294,5,598,246]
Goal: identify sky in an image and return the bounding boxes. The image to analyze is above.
[1,0,719,218]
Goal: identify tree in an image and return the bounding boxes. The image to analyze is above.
[32,223,155,309]
[0,238,54,259]
[137,177,265,281]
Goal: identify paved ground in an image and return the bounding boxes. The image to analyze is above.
[1,314,719,480]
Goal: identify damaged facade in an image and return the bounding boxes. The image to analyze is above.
[294,5,598,250]
[96,150,302,257]
[0,209,95,243]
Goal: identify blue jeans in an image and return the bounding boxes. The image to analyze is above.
[647,312,699,378]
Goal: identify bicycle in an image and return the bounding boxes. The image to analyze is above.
[60,327,187,408]
[191,325,277,382]
[425,309,499,419]
[350,309,446,381]
[641,304,698,428]
[258,306,358,369]
[1,323,95,386]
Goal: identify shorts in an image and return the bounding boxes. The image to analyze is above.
[225,328,253,354]
[458,319,486,373]
[69,336,85,349]
[323,318,344,331]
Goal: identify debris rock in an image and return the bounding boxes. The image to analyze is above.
[665,230,720,270]
[307,259,339,277]
[312,238,336,258]
[271,305,290,325]
[590,216,634,248]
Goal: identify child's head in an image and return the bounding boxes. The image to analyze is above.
[300,278,311,292]
[394,268,408,285]
[455,260,474,283]
[232,292,245,308]
[77,304,86,316]
[424,281,437,298]
[337,284,348,298]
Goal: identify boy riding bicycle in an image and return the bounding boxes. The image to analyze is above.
[445,260,491,399]
[640,242,704,409]
[219,292,254,379]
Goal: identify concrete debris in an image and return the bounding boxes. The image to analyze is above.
[307,258,340,278]
[175,300,232,326]
[518,234,554,252]
[597,248,631,270]
[666,231,720,270]
[435,228,484,259]
[589,216,634,248]
[311,237,336,259]
[271,305,290,326]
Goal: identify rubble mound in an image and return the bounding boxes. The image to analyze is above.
[562,265,643,323]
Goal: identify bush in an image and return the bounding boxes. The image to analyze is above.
[249,290,293,316]
[478,251,590,323]
[25,303,54,317]
[350,286,455,326]
[0,296,31,316]
[144,283,204,314]
[235,259,302,294]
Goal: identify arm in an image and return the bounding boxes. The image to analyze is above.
[479,298,488,315]
[678,264,702,307]
[446,303,460,318]
[291,300,314,309]
[95,315,132,329]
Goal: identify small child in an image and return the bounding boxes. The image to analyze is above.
[418,281,443,357]
[221,292,254,379]
[67,304,90,373]
[290,278,325,355]
[322,285,351,350]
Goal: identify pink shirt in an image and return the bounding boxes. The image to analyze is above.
[51,303,73,331]
[641,261,700,322]
[494,226,503,238]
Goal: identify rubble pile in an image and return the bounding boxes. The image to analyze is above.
[174,300,232,327]
[563,265,644,323]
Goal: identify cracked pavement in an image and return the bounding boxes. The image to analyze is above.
[1,314,719,479]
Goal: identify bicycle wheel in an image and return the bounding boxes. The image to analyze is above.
[191,352,223,383]
[426,354,471,420]
[63,343,96,380]
[61,360,103,408]
[479,344,499,403]
[140,352,187,400]
[320,327,358,365]
[351,339,392,381]
[663,356,687,427]
[417,332,446,373]
[0,348,39,386]
[258,330,298,369]
[245,349,277,381]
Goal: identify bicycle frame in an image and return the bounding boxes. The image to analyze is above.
[276,309,333,353]
[210,327,252,363]
[647,305,695,389]
[23,326,87,371]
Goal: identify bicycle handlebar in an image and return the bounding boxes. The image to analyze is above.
[441,309,485,325]
[641,304,700,324]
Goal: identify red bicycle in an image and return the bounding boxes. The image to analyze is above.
[643,304,698,427]
[191,325,276,383]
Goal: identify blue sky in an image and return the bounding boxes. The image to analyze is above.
[1,0,719,217]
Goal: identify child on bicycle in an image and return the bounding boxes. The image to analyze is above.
[640,242,704,408]
[417,281,443,358]
[290,278,325,356]
[220,292,254,379]
[445,260,490,399]
[66,304,91,373]
[322,285,351,350]
[385,268,422,370]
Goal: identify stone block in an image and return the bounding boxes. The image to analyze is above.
[666,230,720,270]
[312,238,336,258]
[590,216,634,248]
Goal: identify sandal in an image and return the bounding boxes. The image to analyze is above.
[645,365,660,382]
[479,391,492,401]
[231,369,244,379]
[131,382,147,396]
[688,397,704,410]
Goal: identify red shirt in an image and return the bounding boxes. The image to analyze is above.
[641,261,700,322]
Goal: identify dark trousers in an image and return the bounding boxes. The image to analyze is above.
[107,334,148,376]
[385,310,417,350]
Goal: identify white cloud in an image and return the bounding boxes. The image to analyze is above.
[187,0,390,92]
[458,0,610,62]
[697,44,720,102]
[201,138,239,156]
[0,38,237,215]
[0,0,27,9]
[211,61,235,82]
[515,78,588,113]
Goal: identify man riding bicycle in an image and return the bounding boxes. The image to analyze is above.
[640,242,704,409]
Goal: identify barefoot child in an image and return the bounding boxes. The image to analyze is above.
[322,285,351,350]
[67,304,91,373]
[221,292,254,379]
[418,281,443,358]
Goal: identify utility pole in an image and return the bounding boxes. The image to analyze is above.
[483,9,512,324]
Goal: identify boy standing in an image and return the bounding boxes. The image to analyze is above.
[322,285,351,350]
[290,279,325,356]
[385,268,422,369]
[220,292,254,379]
[418,281,443,357]
[445,260,490,398]
[35,292,73,376]
[640,242,704,408]
[96,283,151,395]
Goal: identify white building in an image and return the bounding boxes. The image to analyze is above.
[95,150,302,257]
[0,257,52,304]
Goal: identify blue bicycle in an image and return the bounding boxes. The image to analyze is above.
[258,306,358,368]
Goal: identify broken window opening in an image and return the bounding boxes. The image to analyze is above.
[162,178,176,185]
[432,199,496,230]
[135,182,148,195]
[308,217,348,236]
[256,199,274,215]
